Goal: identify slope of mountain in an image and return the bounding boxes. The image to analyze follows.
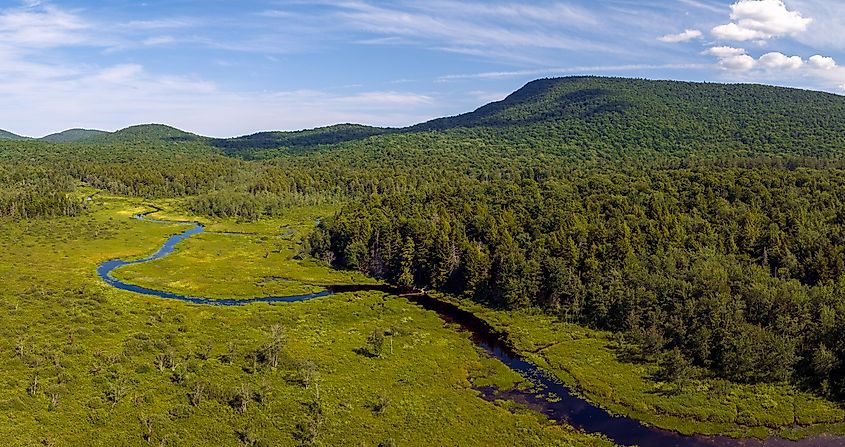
[205,77,845,160]
[210,124,391,157]
[40,128,110,143]
[8,77,845,161]
[0,129,29,141]
[407,76,845,157]
[95,124,201,143]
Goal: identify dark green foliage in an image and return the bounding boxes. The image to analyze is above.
[0,165,83,218]
[93,124,200,143]
[656,348,694,384]
[313,167,845,394]
[0,129,29,141]
[367,328,385,358]
[412,76,845,159]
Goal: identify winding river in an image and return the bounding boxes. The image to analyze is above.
[98,213,843,447]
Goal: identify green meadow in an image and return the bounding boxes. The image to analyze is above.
[0,193,614,447]
[113,202,378,300]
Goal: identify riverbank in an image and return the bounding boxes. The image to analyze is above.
[421,293,845,441]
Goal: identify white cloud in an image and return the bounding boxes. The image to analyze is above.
[697,2,845,90]
[758,52,804,69]
[678,0,726,14]
[809,55,837,70]
[705,46,748,58]
[142,36,175,46]
[712,0,812,41]
[658,29,703,43]
[122,18,198,30]
[95,64,145,83]
[712,23,767,41]
[719,54,758,70]
[0,3,93,48]
[336,91,432,107]
[706,46,757,71]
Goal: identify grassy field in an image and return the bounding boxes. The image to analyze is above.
[437,296,845,440]
[112,202,378,300]
[0,193,614,447]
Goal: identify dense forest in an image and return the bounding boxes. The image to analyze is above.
[310,167,845,396]
[6,76,845,403]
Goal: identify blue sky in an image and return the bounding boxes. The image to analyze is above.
[1,0,844,137]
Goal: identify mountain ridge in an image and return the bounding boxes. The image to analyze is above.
[40,128,110,143]
[5,77,845,155]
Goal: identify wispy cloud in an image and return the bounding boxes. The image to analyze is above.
[438,63,709,81]
[0,1,449,137]
[659,29,703,43]
[0,2,94,48]
[121,18,201,30]
[256,0,635,65]
[329,1,614,60]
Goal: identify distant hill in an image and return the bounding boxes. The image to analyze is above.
[209,124,391,156]
[94,124,201,143]
[0,129,29,141]
[40,128,110,143]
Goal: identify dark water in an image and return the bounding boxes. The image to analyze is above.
[97,214,843,447]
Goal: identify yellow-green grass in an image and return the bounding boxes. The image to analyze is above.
[0,193,613,447]
[112,227,377,300]
[434,294,845,440]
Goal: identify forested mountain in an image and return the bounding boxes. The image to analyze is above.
[210,124,390,158]
[199,77,845,162]
[0,129,28,141]
[40,128,110,143]
[23,77,845,158]
[93,124,202,143]
[407,76,845,158]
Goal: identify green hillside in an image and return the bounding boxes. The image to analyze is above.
[94,124,201,143]
[40,128,110,143]
[200,77,845,162]
[408,76,845,158]
[0,129,28,141]
[211,124,390,158]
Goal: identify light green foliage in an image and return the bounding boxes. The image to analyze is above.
[113,202,377,300]
[0,195,611,447]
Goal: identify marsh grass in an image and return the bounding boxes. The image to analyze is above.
[0,193,611,446]
[437,294,845,440]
